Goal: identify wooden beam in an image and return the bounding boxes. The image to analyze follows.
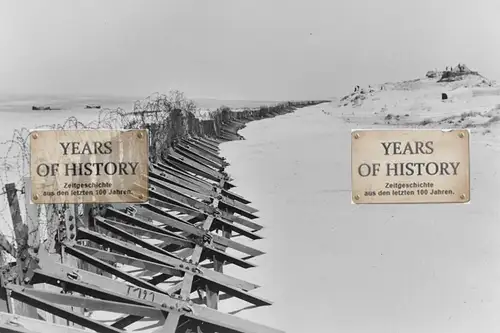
[30,262,277,333]
[5,182,37,319]
[0,312,89,333]
[23,178,39,253]
[0,234,15,258]
[6,285,125,333]
[71,244,260,292]
[10,286,165,320]
[206,199,223,309]
[124,206,263,257]
[157,214,216,332]
[6,183,26,253]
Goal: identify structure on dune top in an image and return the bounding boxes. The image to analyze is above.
[425,63,481,82]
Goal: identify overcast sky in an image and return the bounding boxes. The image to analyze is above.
[2,1,500,333]
[1,0,499,101]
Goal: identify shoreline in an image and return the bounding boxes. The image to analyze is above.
[218,97,500,332]
[0,94,329,333]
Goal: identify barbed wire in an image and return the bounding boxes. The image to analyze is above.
[0,90,205,257]
[0,92,319,259]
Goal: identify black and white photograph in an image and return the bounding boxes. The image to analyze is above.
[0,1,499,333]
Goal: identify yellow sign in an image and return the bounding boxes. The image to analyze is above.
[351,129,470,204]
[30,129,149,204]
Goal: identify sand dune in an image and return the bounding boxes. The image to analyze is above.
[216,68,500,332]
[335,69,500,139]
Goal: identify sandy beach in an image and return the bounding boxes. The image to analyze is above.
[3,1,500,331]
[0,96,282,237]
[0,76,498,333]
[218,76,500,332]
[1,68,500,332]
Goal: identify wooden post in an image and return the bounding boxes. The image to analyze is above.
[44,204,57,253]
[63,204,85,328]
[157,211,218,332]
[35,203,80,326]
[23,177,46,321]
[23,178,40,255]
[205,183,228,310]
[80,204,106,277]
[5,182,37,318]
[6,183,26,255]
[42,203,65,325]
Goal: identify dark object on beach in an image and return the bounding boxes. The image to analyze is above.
[438,63,479,83]
[85,104,101,109]
[442,93,448,100]
[426,70,438,78]
[32,105,51,111]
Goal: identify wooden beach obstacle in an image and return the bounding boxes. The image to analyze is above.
[0,99,327,333]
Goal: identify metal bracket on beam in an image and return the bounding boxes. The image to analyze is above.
[125,205,137,217]
[192,231,213,248]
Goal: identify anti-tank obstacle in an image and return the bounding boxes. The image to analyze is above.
[0,99,327,333]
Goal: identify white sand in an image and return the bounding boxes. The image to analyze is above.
[2,76,500,332]
[218,84,500,332]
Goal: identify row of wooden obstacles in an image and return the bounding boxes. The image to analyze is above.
[0,100,326,333]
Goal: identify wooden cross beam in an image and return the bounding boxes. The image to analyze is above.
[154,162,244,202]
[158,193,220,333]
[174,144,223,169]
[107,206,262,257]
[179,139,227,164]
[74,227,263,297]
[149,166,257,214]
[147,173,260,223]
[30,256,281,333]
[0,312,89,333]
